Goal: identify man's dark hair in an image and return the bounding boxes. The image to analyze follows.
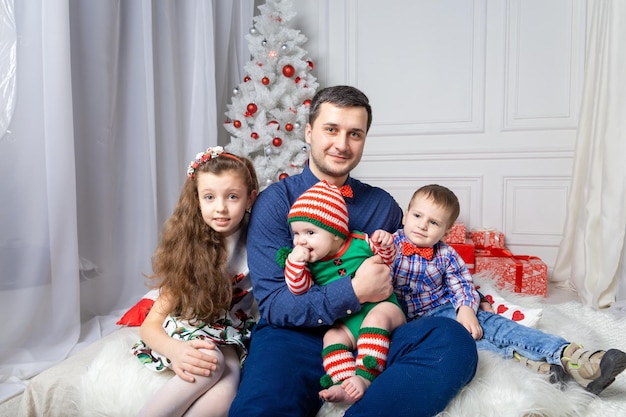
[308,85,373,132]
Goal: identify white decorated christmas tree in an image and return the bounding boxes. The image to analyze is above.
[224,0,318,189]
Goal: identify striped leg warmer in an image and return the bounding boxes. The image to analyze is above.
[355,327,391,382]
[320,343,356,388]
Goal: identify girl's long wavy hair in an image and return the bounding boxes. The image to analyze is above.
[149,153,258,324]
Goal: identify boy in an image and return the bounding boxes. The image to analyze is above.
[393,184,626,395]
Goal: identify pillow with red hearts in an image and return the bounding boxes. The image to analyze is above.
[116,289,160,326]
[476,282,542,328]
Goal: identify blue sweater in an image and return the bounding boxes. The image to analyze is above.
[247,164,403,327]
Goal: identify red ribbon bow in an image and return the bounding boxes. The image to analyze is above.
[401,242,434,260]
[339,184,353,198]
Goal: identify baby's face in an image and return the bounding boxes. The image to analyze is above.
[291,221,342,262]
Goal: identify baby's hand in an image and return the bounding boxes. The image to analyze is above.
[370,229,394,248]
[169,339,218,382]
[457,305,483,340]
[289,245,311,263]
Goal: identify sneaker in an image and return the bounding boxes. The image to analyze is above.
[512,352,568,385]
[560,343,626,395]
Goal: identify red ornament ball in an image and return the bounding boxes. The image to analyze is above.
[262,77,270,85]
[243,75,251,82]
[251,132,259,139]
[303,99,311,107]
[282,64,295,78]
[247,103,258,114]
[279,173,289,181]
[307,60,315,70]
[233,120,242,128]
[272,137,283,147]
[285,123,294,132]
[267,120,280,129]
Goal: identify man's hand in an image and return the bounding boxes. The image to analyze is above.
[351,255,393,304]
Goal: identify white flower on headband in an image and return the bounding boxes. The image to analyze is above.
[187,146,225,178]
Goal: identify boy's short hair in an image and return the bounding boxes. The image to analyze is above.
[410,184,460,227]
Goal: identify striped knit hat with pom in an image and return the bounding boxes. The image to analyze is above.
[288,180,350,239]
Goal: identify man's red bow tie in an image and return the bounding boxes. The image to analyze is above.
[339,185,353,198]
[401,242,434,260]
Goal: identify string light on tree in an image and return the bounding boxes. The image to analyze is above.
[224,0,318,189]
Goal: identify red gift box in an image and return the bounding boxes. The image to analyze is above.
[469,228,505,249]
[449,238,475,274]
[444,222,467,244]
[474,248,547,296]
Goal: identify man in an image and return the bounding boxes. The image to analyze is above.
[229,85,478,417]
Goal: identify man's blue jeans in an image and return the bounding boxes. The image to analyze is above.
[230,316,477,417]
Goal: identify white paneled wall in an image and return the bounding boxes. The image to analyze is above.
[289,0,585,275]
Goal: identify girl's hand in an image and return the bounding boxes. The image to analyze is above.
[168,339,219,382]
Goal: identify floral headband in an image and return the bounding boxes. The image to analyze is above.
[186,146,242,179]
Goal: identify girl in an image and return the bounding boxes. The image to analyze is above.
[132,146,258,417]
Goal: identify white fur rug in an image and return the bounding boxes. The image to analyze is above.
[79,277,626,417]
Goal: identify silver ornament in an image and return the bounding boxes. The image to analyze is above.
[249,27,257,35]
[233,87,240,95]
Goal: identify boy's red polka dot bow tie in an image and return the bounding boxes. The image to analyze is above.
[401,242,434,260]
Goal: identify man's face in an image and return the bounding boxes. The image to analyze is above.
[305,102,368,185]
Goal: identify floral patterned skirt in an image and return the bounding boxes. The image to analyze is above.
[131,315,251,372]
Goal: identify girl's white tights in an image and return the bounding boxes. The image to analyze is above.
[135,345,241,417]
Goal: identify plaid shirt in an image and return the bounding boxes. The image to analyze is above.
[392,229,479,321]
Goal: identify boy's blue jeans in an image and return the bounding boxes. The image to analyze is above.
[230,316,477,417]
[424,303,569,365]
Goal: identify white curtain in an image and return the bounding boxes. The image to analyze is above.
[0,0,254,401]
[552,0,626,310]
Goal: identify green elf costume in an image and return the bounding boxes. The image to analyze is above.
[276,180,403,389]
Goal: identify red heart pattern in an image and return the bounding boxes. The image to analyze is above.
[478,288,540,328]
